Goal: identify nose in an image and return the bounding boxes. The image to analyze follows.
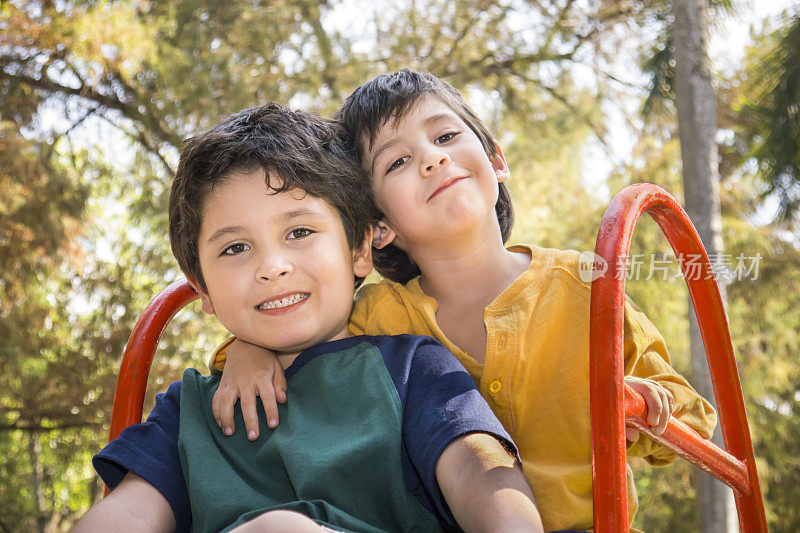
[255,251,293,281]
[420,149,451,177]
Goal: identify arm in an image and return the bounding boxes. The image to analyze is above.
[73,472,175,533]
[435,433,544,533]
[622,298,717,462]
[211,338,287,440]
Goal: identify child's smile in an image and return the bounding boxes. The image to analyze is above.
[191,168,372,359]
[255,292,309,314]
[428,175,469,201]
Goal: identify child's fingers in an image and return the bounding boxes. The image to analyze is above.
[215,385,238,436]
[665,387,675,412]
[211,387,223,429]
[239,387,262,441]
[258,381,280,430]
[653,388,674,435]
[644,388,663,428]
[626,427,640,443]
[273,367,288,404]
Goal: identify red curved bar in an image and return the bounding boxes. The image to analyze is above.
[624,385,748,492]
[108,279,198,443]
[589,183,767,532]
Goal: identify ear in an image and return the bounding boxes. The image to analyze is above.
[372,219,398,250]
[186,277,216,315]
[352,227,374,278]
[490,141,510,183]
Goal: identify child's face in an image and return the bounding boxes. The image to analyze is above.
[190,169,372,356]
[364,96,509,252]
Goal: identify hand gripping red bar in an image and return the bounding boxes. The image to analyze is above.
[589,183,767,532]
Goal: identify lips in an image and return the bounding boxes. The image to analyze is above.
[255,292,309,314]
[428,176,467,201]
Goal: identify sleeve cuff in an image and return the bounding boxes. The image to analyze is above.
[208,336,236,375]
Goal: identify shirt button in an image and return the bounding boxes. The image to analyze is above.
[489,380,502,394]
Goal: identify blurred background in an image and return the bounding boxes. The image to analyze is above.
[1,0,798,531]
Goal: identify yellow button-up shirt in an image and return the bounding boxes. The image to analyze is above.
[347,244,717,532]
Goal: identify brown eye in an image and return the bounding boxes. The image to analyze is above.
[435,132,459,144]
[387,156,408,174]
[288,228,314,240]
[222,243,249,256]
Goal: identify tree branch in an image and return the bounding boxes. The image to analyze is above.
[299,1,338,99]
[0,420,103,432]
[530,76,608,145]
[95,114,175,175]
[0,57,182,148]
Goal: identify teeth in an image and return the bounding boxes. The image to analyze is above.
[257,293,308,310]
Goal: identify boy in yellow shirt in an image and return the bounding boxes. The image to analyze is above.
[211,70,717,532]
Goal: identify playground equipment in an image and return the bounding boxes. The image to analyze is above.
[106,183,768,531]
[589,184,767,532]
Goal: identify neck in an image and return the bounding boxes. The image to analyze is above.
[273,328,352,370]
[412,228,529,309]
[276,352,301,370]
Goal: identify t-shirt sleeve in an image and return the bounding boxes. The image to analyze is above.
[92,380,191,532]
[401,336,518,523]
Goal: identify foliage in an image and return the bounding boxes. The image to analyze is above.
[736,9,800,222]
[1,0,798,531]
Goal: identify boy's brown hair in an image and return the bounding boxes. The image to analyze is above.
[169,102,378,290]
[335,68,515,284]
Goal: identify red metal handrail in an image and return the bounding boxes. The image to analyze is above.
[108,279,198,441]
[105,279,197,493]
[589,183,767,532]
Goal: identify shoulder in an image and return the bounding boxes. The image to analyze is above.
[359,334,454,372]
[159,379,183,402]
[510,244,594,304]
[144,379,183,423]
[525,244,589,282]
[523,244,656,318]
[358,334,470,396]
[351,279,427,335]
[179,367,215,388]
[362,333,443,350]
[354,278,414,309]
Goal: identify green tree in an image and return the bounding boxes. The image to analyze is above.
[3,0,797,530]
[738,10,800,222]
[673,0,737,529]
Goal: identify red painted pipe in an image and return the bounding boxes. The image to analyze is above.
[590,183,767,532]
[624,384,748,493]
[105,279,197,493]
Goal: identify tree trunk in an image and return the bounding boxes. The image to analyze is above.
[672,1,738,532]
[28,431,48,533]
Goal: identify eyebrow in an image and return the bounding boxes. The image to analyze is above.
[370,112,459,174]
[281,207,325,222]
[423,112,457,127]
[204,208,325,244]
[371,138,401,175]
[206,225,246,244]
